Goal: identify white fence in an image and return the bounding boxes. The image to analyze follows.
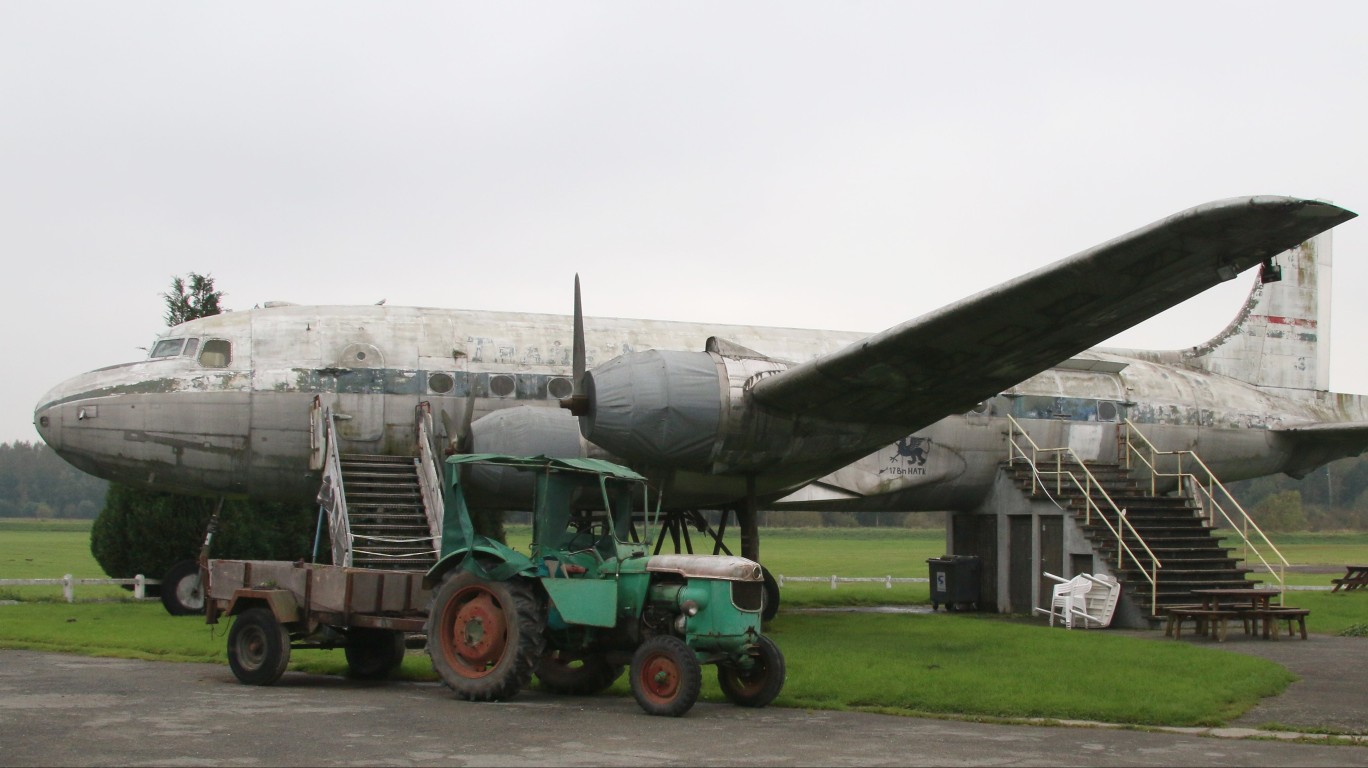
[778,575,928,589]
[0,575,160,602]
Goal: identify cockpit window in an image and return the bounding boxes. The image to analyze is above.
[182,338,200,358]
[150,339,184,358]
[199,339,232,368]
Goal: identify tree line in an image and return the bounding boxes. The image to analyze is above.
[0,441,108,519]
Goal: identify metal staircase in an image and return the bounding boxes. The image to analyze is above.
[1006,415,1284,622]
[1003,459,1255,619]
[311,398,444,571]
[338,454,438,570]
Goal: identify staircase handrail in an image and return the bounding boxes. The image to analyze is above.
[1006,415,1161,615]
[1121,419,1287,600]
[317,403,353,567]
[414,401,445,554]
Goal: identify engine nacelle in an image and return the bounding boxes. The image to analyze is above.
[465,405,586,507]
[579,346,795,472]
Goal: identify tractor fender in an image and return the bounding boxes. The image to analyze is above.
[424,540,537,588]
[223,588,300,625]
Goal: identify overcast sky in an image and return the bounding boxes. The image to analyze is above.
[4,2,1368,444]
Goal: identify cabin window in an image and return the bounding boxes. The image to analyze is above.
[1015,396,1110,421]
[428,372,455,394]
[150,339,184,358]
[182,338,200,358]
[489,374,515,398]
[199,339,232,368]
[547,376,574,400]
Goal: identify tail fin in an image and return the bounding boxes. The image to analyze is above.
[1181,232,1332,395]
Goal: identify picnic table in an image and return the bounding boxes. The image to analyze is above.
[1166,588,1304,641]
[1332,565,1368,592]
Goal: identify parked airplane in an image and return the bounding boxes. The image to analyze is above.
[33,196,1365,573]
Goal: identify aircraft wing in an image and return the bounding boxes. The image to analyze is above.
[1274,422,1368,478]
[751,196,1356,429]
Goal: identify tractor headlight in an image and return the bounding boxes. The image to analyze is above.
[674,614,688,634]
[681,599,700,617]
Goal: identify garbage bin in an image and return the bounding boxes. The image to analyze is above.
[926,555,982,612]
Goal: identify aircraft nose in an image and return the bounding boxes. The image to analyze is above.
[33,396,63,452]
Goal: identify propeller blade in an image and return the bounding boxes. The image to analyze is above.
[456,388,477,453]
[561,274,590,415]
[573,274,585,386]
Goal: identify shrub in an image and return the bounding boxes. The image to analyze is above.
[90,484,316,580]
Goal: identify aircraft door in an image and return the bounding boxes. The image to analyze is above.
[331,342,387,443]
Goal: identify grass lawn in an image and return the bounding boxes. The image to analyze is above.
[2,518,1366,727]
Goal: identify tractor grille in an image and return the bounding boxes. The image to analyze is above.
[732,581,763,612]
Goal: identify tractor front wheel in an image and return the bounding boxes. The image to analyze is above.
[426,570,544,701]
[630,635,701,717]
[718,635,785,708]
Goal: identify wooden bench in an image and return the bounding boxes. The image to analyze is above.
[1332,565,1368,592]
[1165,607,1237,641]
[1248,607,1310,640]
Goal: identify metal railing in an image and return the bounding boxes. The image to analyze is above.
[1121,418,1287,601]
[415,402,445,553]
[315,403,353,567]
[1006,415,1161,615]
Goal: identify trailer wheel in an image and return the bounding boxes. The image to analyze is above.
[718,635,785,708]
[160,559,205,616]
[345,628,407,680]
[227,607,290,685]
[426,570,544,701]
[535,651,624,695]
[630,635,701,717]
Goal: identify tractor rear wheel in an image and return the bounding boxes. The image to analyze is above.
[630,635,701,717]
[718,635,785,708]
[345,628,407,680]
[760,566,780,622]
[535,650,624,695]
[426,570,544,701]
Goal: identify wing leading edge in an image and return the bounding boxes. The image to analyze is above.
[751,196,1356,430]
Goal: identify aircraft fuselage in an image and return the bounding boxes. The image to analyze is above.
[33,302,1368,512]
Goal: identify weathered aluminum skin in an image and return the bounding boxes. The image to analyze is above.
[33,199,1368,515]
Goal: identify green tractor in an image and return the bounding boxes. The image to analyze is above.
[424,454,785,717]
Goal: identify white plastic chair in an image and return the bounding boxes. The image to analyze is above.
[1035,572,1122,629]
[1076,573,1121,629]
[1035,572,1092,628]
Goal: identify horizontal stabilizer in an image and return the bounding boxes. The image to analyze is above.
[752,196,1356,430]
[1274,422,1368,478]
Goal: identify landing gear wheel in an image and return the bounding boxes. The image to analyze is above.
[760,566,780,622]
[535,651,624,695]
[227,607,291,685]
[345,628,407,680]
[426,570,544,701]
[160,559,205,616]
[630,635,702,717]
[718,636,785,708]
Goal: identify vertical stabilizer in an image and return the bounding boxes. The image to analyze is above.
[1182,232,1331,395]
